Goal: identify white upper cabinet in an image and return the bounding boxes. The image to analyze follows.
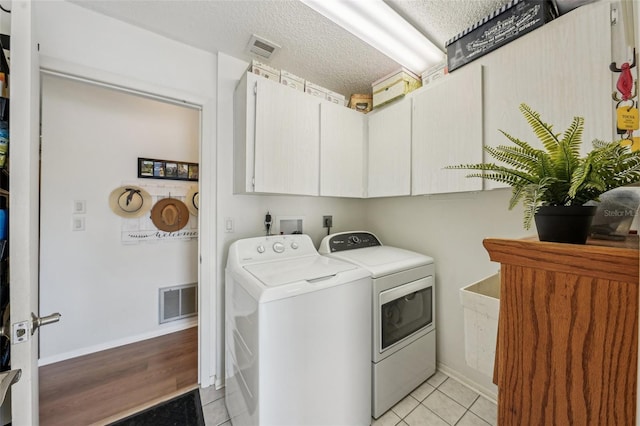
[412,64,483,195]
[235,2,613,197]
[367,99,412,197]
[320,102,366,198]
[235,72,321,196]
[480,1,612,189]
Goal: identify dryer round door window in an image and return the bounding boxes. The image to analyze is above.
[379,277,433,351]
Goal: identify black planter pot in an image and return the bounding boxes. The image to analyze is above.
[534,205,598,244]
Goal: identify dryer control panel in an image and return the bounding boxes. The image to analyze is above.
[325,232,381,252]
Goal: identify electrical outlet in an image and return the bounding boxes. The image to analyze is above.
[323,215,333,228]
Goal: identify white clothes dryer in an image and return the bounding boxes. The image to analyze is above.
[225,234,372,426]
[319,231,436,419]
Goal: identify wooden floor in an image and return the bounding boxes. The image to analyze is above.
[39,326,198,426]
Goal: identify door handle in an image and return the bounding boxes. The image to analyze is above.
[0,369,20,405]
[31,312,61,335]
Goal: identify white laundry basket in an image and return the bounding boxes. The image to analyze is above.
[459,272,500,378]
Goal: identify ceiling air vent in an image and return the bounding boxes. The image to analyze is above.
[246,34,280,60]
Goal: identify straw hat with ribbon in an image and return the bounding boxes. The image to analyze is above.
[108,185,152,218]
[186,185,199,216]
[150,197,190,232]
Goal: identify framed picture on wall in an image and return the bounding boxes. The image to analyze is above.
[140,159,154,177]
[165,162,178,178]
[153,161,165,177]
[138,157,199,182]
[188,164,199,180]
[177,163,189,179]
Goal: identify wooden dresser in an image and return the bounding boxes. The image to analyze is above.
[484,237,639,425]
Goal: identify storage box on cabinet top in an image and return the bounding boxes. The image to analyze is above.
[305,81,328,100]
[421,61,448,86]
[326,90,346,106]
[280,70,305,92]
[372,68,421,108]
[554,0,596,15]
[445,0,557,72]
[250,59,280,81]
[348,94,373,113]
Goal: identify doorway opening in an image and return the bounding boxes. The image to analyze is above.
[38,73,201,424]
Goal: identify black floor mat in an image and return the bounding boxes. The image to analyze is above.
[108,389,205,426]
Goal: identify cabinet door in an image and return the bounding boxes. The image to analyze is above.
[412,64,483,195]
[234,72,254,194]
[253,76,320,195]
[367,99,412,197]
[320,102,365,197]
[481,2,612,189]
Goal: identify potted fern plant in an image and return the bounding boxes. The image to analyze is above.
[448,103,640,244]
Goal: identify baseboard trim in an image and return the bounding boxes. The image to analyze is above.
[436,362,497,403]
[38,320,197,366]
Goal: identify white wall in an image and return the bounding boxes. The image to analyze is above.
[39,74,200,363]
[35,1,214,99]
[363,189,529,398]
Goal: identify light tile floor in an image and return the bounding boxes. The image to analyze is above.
[372,371,497,426]
[198,370,497,426]
[198,384,231,426]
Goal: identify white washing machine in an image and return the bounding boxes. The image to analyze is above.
[319,231,436,419]
[225,234,372,426]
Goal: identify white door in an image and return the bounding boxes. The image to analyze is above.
[11,1,42,424]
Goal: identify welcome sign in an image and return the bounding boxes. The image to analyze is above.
[122,229,199,242]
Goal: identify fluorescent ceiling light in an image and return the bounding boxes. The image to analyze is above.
[300,0,445,75]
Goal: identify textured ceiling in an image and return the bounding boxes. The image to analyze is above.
[70,0,511,96]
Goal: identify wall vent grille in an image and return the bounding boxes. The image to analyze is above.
[159,283,197,324]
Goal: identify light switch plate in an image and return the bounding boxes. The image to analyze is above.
[72,217,85,231]
[73,200,86,214]
[224,217,234,233]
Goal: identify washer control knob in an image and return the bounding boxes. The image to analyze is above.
[291,242,299,249]
[257,245,265,254]
[273,242,285,253]
[349,235,361,244]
